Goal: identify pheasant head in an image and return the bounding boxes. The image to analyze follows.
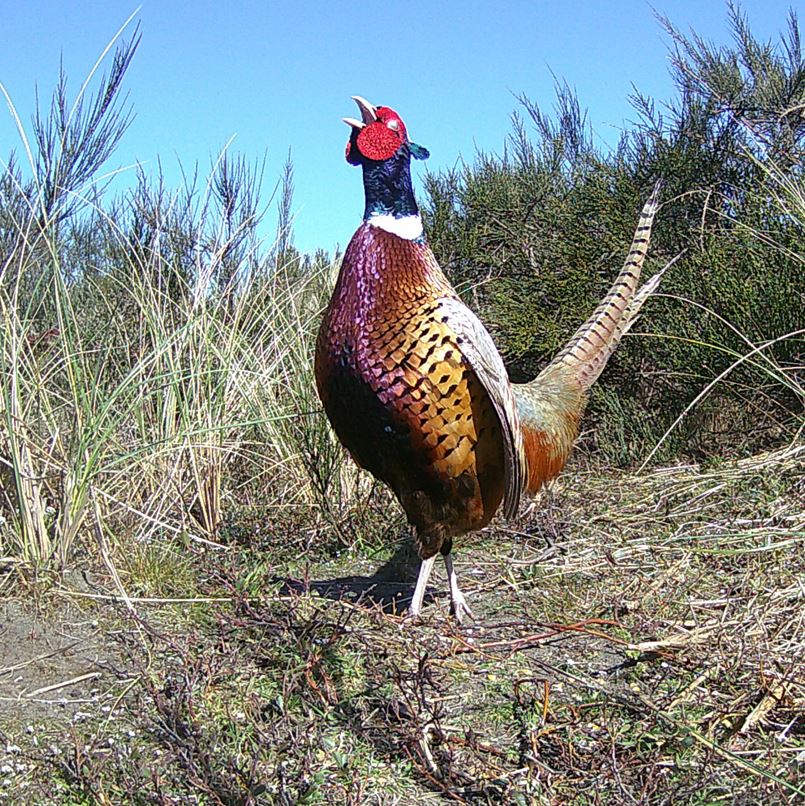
[343,96,429,237]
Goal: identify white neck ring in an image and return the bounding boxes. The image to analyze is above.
[367,213,423,240]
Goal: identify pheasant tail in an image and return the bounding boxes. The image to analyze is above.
[514,180,664,493]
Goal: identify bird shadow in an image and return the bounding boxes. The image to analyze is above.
[276,541,441,616]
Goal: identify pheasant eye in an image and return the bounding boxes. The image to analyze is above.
[387,119,400,131]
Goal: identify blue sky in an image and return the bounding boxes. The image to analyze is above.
[0,1,797,254]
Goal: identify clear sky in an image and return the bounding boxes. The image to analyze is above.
[0,1,797,254]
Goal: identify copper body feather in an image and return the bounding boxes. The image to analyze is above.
[316,224,519,559]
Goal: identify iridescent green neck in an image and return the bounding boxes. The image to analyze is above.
[362,144,418,221]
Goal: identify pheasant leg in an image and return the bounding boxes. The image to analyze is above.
[444,554,474,624]
[408,555,436,619]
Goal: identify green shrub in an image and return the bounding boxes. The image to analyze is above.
[422,6,804,463]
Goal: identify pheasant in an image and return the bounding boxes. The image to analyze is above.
[315,96,664,622]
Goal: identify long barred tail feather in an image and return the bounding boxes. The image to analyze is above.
[543,179,664,390]
[513,181,667,494]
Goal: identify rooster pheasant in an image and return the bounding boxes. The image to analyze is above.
[315,97,663,622]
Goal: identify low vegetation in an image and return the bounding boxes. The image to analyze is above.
[0,5,802,804]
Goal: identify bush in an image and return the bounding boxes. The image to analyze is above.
[422,5,804,463]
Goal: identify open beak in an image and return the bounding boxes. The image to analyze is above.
[343,95,377,129]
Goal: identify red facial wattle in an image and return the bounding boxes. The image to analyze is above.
[345,97,409,163]
[356,122,404,161]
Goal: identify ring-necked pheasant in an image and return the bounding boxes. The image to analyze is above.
[315,96,664,622]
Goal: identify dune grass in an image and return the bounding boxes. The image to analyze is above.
[0,24,356,586]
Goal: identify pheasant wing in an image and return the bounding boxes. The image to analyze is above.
[436,296,526,519]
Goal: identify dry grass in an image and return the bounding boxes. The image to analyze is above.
[0,445,801,804]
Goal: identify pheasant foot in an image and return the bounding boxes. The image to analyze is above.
[444,554,474,624]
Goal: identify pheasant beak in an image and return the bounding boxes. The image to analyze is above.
[343,95,377,129]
